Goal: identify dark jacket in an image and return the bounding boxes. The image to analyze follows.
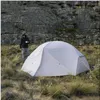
[20,35,30,48]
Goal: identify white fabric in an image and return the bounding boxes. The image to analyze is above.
[21,42,50,76]
[21,41,90,76]
[76,56,90,75]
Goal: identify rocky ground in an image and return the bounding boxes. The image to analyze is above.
[1,1,100,45]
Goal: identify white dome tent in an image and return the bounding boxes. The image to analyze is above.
[21,41,90,76]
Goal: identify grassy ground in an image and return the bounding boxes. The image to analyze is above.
[1,44,100,100]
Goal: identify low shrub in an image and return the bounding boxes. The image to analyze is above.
[1,80,13,88]
[18,81,27,91]
[12,55,20,64]
[1,90,23,100]
[67,81,98,96]
[41,84,63,98]
[3,67,15,78]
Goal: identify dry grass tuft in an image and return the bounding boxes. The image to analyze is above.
[66,81,98,96]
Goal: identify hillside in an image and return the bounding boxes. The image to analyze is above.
[1,1,100,45]
[1,44,100,100]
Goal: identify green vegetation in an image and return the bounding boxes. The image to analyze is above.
[66,81,98,95]
[1,44,100,100]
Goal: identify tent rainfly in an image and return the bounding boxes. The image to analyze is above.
[21,41,90,76]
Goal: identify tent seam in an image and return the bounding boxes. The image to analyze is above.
[34,42,52,76]
[47,50,72,74]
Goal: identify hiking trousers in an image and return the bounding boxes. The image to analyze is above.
[21,48,29,61]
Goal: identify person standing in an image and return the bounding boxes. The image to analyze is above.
[20,31,30,61]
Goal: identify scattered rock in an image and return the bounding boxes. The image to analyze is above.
[1,1,100,45]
